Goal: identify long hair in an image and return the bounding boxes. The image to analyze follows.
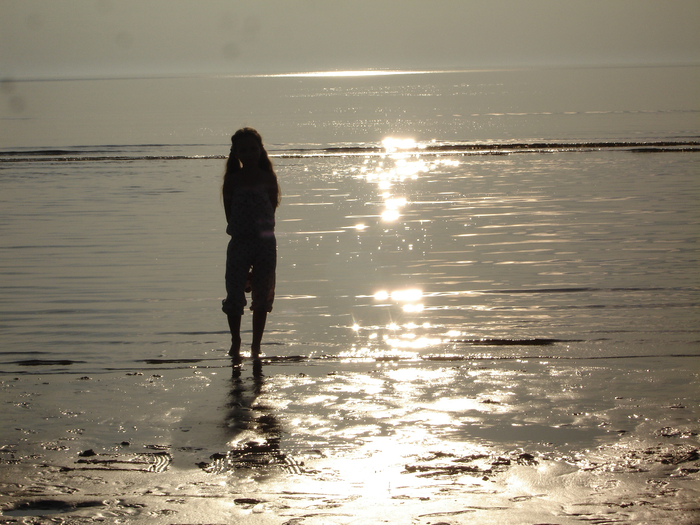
[223,127,280,209]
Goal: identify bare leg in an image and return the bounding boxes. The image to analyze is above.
[227,313,242,362]
[251,310,267,359]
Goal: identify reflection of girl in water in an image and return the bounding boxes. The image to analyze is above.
[222,128,280,362]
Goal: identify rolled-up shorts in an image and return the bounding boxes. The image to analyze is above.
[222,234,276,315]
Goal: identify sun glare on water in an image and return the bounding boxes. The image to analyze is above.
[381,137,422,153]
[265,70,431,78]
[344,136,467,358]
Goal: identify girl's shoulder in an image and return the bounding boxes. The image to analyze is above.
[258,167,276,180]
[224,168,277,195]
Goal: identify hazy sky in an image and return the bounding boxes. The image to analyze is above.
[2,0,699,79]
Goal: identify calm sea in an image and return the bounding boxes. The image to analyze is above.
[0,66,698,374]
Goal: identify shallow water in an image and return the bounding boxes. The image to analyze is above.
[0,146,697,371]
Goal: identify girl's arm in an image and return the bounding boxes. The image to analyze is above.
[222,179,232,223]
[265,172,279,210]
[224,197,231,223]
[267,187,278,210]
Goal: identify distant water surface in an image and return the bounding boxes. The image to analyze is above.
[2,65,698,149]
[0,145,697,374]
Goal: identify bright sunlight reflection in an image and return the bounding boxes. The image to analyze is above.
[267,70,434,78]
[347,137,466,359]
[382,137,423,153]
[381,209,400,222]
[390,289,422,302]
[374,288,422,303]
[381,196,408,222]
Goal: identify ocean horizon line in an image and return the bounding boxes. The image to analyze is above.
[3,62,699,84]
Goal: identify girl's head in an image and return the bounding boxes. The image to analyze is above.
[227,127,273,173]
[223,127,280,208]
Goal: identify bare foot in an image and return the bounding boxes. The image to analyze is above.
[228,337,241,361]
[253,358,263,377]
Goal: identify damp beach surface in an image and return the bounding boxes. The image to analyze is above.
[1,68,699,522]
[1,357,699,524]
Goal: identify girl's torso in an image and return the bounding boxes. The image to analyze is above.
[225,184,275,238]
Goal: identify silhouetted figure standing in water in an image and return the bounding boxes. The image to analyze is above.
[221,128,280,362]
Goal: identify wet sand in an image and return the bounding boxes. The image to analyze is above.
[1,351,698,524]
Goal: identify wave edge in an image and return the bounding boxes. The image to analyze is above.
[2,140,699,163]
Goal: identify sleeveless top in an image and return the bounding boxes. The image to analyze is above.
[225,186,275,239]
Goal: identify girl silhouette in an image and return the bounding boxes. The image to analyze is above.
[221,128,280,362]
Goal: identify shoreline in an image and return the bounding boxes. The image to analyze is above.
[1,355,698,523]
